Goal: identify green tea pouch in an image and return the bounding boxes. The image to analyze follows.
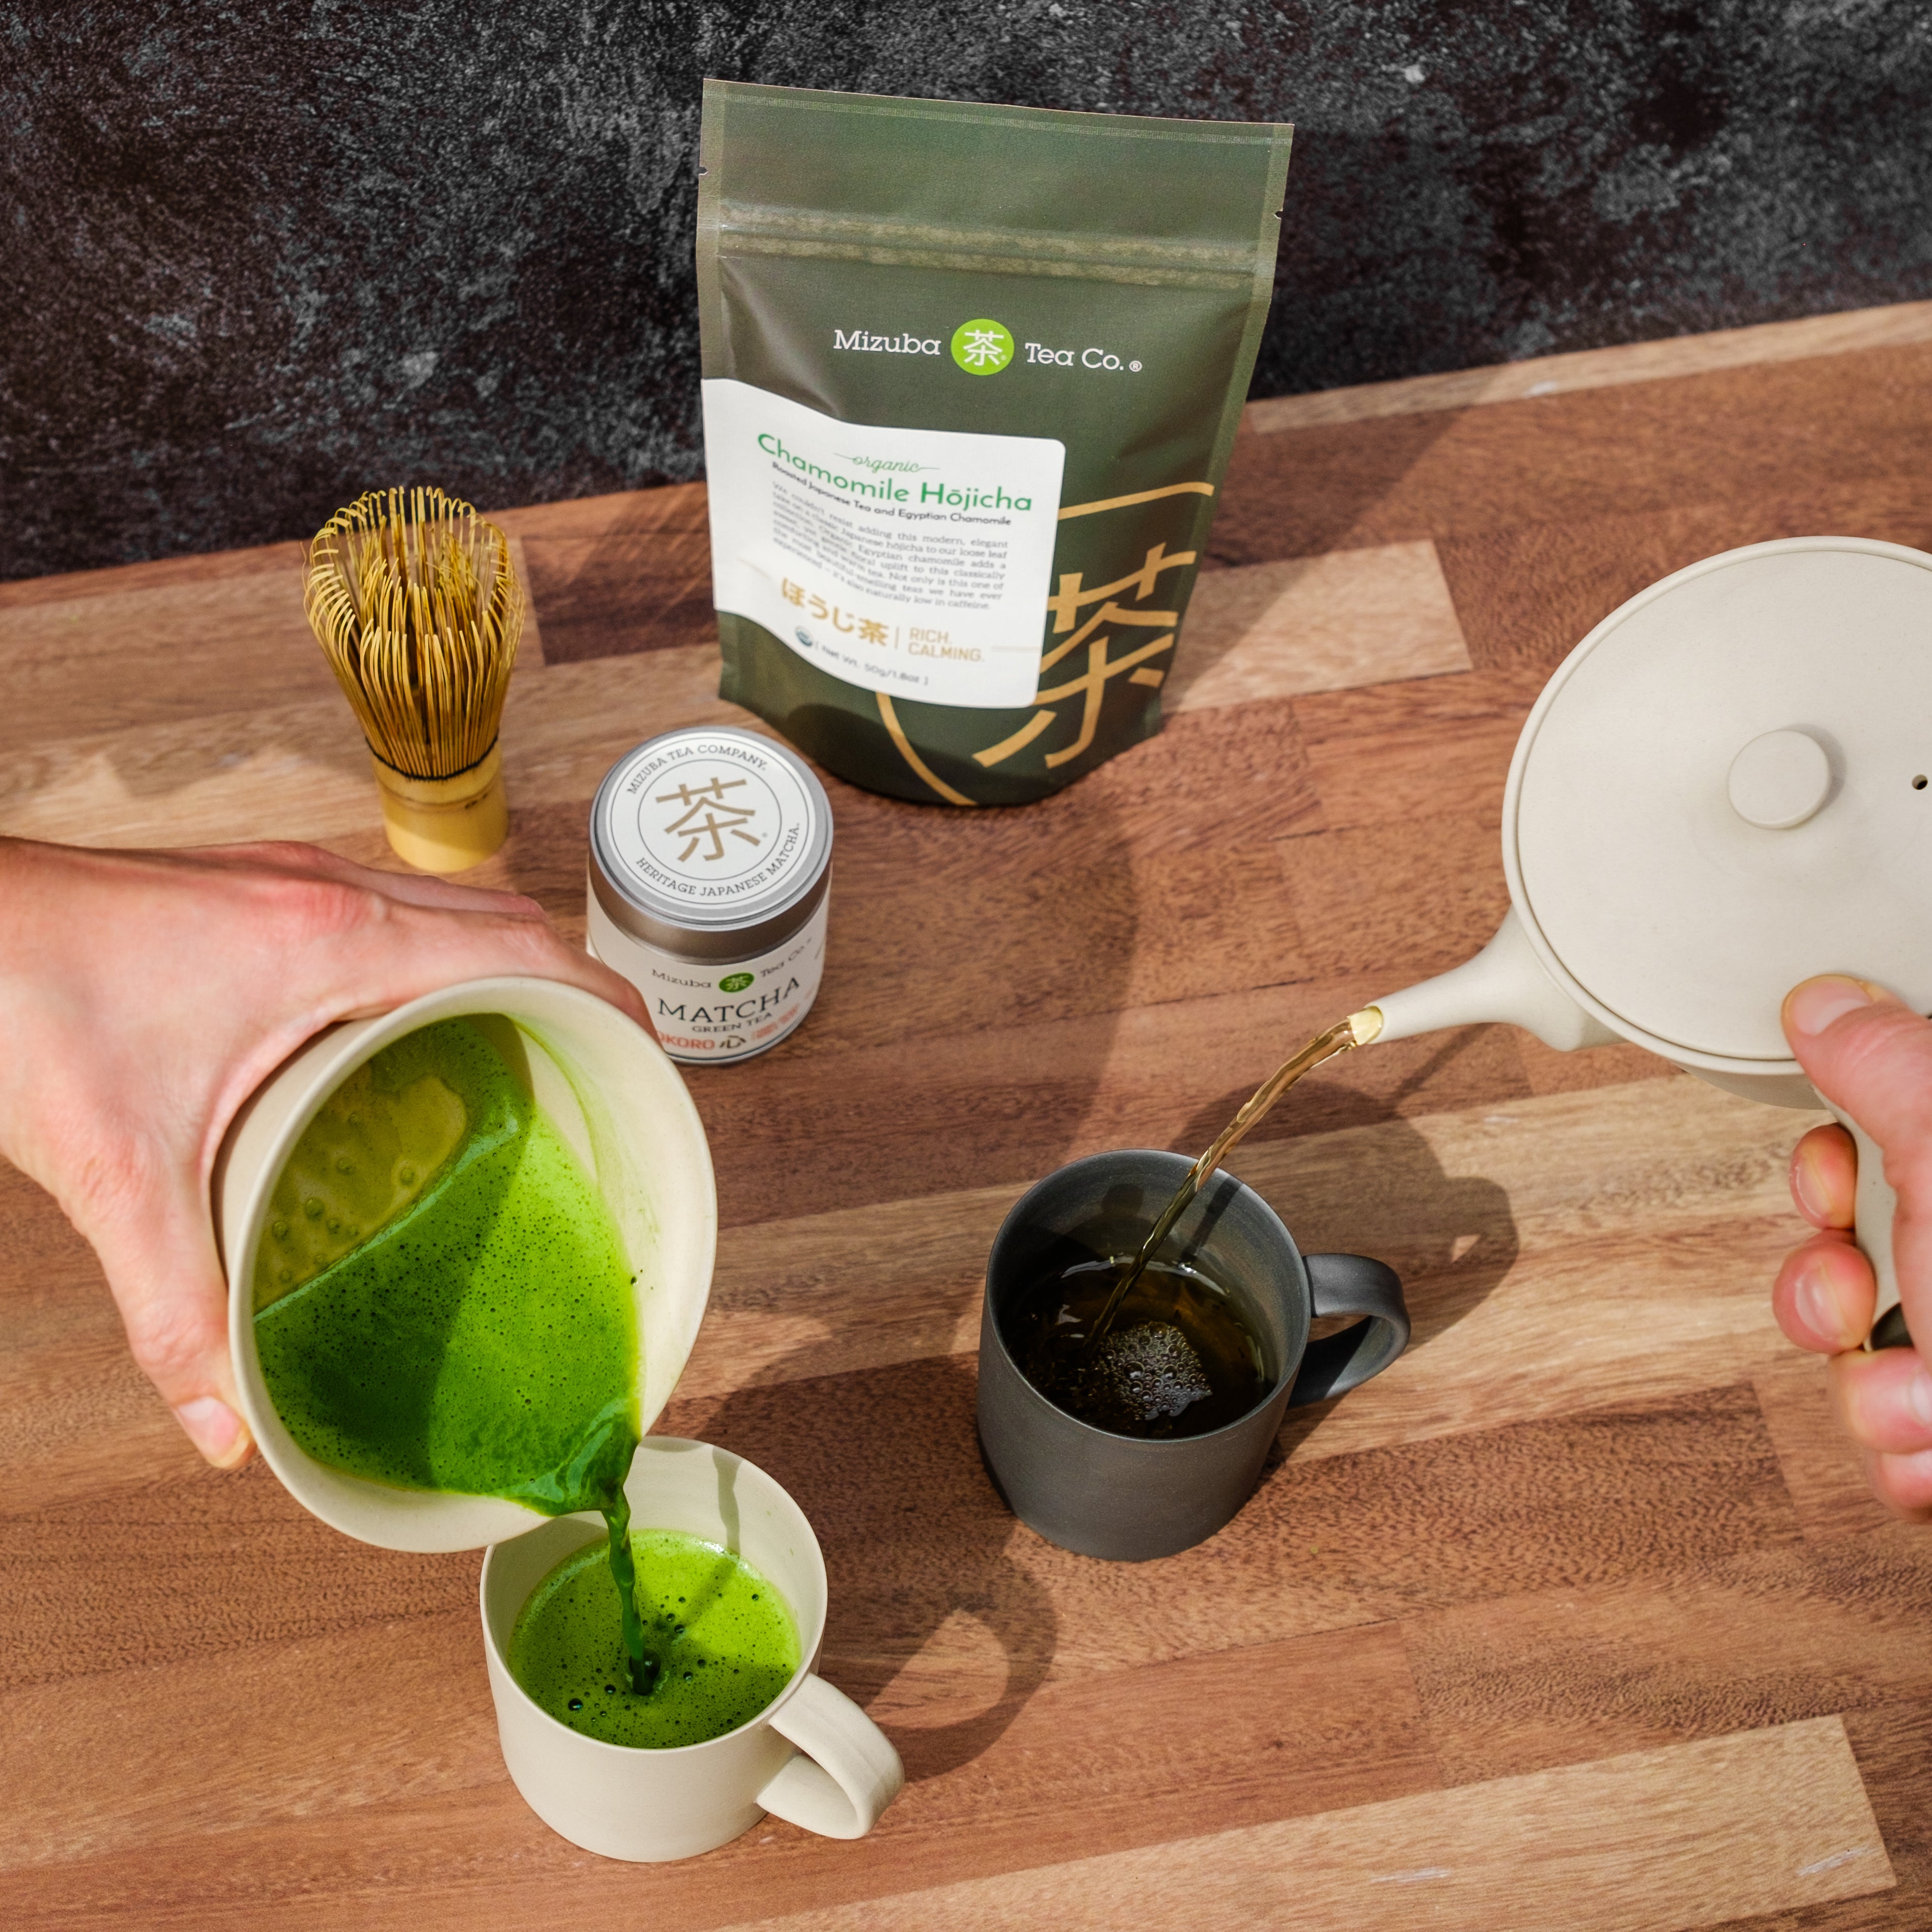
[697,81,1292,806]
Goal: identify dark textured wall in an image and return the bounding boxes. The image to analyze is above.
[5,1,1930,581]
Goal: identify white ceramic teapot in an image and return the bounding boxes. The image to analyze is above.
[1366,536,1932,1349]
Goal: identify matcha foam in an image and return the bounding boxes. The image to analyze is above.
[509,1530,801,1749]
[252,1017,640,1515]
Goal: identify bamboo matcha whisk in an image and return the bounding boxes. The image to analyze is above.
[304,486,524,873]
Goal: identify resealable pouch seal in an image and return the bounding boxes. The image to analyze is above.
[697,81,1292,807]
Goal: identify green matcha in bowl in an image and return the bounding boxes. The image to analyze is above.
[215,976,715,1553]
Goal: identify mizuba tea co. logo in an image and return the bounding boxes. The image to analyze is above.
[950,318,1014,376]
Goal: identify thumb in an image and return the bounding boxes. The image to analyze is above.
[82,1151,254,1470]
[1783,975,1932,1345]
[1784,977,1932,1161]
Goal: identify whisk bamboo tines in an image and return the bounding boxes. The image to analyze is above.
[304,485,524,872]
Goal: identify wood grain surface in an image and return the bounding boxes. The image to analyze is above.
[5,311,1932,1930]
[1245,297,1932,430]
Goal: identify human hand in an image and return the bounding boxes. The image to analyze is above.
[1774,975,1932,1520]
[0,837,649,1472]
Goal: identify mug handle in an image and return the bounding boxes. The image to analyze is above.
[1289,1254,1411,1407]
[756,1673,906,1840]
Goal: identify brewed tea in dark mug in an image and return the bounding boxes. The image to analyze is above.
[976,1150,1409,1561]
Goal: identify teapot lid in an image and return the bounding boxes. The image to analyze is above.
[1507,537,1932,1068]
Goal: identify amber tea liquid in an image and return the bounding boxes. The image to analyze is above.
[1009,1256,1271,1439]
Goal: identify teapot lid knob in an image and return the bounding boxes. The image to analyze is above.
[1726,728,1831,830]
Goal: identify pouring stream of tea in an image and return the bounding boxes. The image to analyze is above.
[1085,1007,1386,1351]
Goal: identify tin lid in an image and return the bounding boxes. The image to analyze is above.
[590,728,833,954]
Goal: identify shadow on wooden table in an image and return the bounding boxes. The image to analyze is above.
[1187,1026,1522,1464]
[694,1347,1057,1790]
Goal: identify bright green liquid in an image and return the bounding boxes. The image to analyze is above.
[255,1019,658,1691]
[509,1530,800,1748]
[253,1018,640,1514]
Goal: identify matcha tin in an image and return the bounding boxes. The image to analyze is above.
[587,727,832,1064]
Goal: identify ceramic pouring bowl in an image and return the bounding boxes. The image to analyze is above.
[213,976,716,1552]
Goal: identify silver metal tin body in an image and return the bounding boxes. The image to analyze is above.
[588,728,834,1064]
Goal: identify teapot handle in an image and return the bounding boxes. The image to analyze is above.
[1370,909,1622,1053]
[1829,1109,1915,1351]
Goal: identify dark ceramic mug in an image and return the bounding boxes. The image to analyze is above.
[976,1150,1409,1561]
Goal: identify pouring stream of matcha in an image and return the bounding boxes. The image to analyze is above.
[1085,1007,1385,1351]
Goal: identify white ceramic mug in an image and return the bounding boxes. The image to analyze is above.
[213,976,717,1552]
[479,1436,905,1861]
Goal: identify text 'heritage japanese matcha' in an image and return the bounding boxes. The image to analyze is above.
[697,81,1292,808]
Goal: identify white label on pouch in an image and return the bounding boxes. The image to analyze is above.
[702,378,1065,709]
